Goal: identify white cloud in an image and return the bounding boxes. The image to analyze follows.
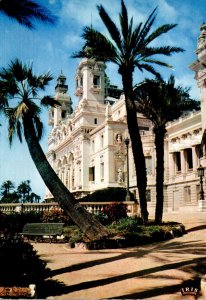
[63,33,83,50]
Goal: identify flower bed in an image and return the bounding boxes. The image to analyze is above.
[0,284,36,299]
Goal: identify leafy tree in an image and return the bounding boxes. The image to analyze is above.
[74,0,183,223]
[0,59,108,240]
[0,191,20,203]
[17,180,32,203]
[0,180,15,197]
[134,75,200,223]
[0,0,56,29]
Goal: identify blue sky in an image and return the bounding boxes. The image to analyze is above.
[0,0,205,199]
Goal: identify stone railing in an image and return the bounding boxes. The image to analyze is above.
[0,201,138,216]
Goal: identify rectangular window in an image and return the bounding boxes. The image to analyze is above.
[174,152,181,172]
[94,118,97,124]
[185,148,193,170]
[146,190,151,202]
[80,76,83,87]
[89,167,95,181]
[93,75,100,87]
[184,186,191,203]
[145,156,152,175]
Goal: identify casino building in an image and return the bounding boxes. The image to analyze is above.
[45,25,206,215]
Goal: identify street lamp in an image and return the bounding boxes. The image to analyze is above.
[124,137,131,201]
[197,164,205,200]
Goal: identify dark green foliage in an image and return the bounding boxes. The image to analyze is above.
[0,234,49,286]
[94,212,109,225]
[0,179,41,203]
[0,0,56,29]
[80,187,135,202]
[0,210,74,234]
[0,211,43,233]
[63,226,83,248]
[114,216,143,231]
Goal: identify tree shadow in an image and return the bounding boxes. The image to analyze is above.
[187,225,206,233]
[40,256,206,298]
[48,240,206,277]
[50,248,151,276]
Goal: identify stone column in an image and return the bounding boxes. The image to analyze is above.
[192,146,198,171]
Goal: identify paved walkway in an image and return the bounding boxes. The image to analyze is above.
[33,212,206,299]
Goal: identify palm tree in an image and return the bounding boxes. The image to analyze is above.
[0,0,56,29]
[0,180,15,197]
[134,75,200,223]
[17,180,32,203]
[29,192,41,203]
[73,0,183,223]
[0,59,108,240]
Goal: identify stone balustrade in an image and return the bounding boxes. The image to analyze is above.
[0,201,138,216]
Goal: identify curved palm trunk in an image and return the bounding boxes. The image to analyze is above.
[23,114,109,240]
[121,71,148,224]
[154,126,166,224]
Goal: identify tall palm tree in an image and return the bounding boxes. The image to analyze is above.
[0,59,108,240]
[73,0,183,223]
[0,180,15,197]
[0,0,56,29]
[134,75,200,223]
[17,180,32,203]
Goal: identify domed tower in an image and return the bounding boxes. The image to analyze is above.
[75,58,106,104]
[49,72,73,126]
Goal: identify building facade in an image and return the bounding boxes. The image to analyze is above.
[45,26,206,215]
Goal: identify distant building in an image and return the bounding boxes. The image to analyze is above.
[46,26,206,215]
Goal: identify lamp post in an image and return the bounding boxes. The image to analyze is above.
[124,137,131,201]
[197,164,205,200]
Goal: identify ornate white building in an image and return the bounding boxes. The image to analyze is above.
[45,25,206,215]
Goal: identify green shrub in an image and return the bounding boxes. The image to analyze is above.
[0,211,43,233]
[94,211,110,225]
[0,234,49,286]
[114,216,143,232]
[63,226,84,247]
[80,187,136,202]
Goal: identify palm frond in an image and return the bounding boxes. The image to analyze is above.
[41,96,60,108]
[142,59,173,68]
[134,76,200,127]
[135,62,162,79]
[137,8,157,47]
[16,120,23,143]
[0,0,56,29]
[142,46,184,57]
[119,0,129,41]
[73,27,120,64]
[97,4,122,51]
[144,24,177,46]
[33,115,43,140]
